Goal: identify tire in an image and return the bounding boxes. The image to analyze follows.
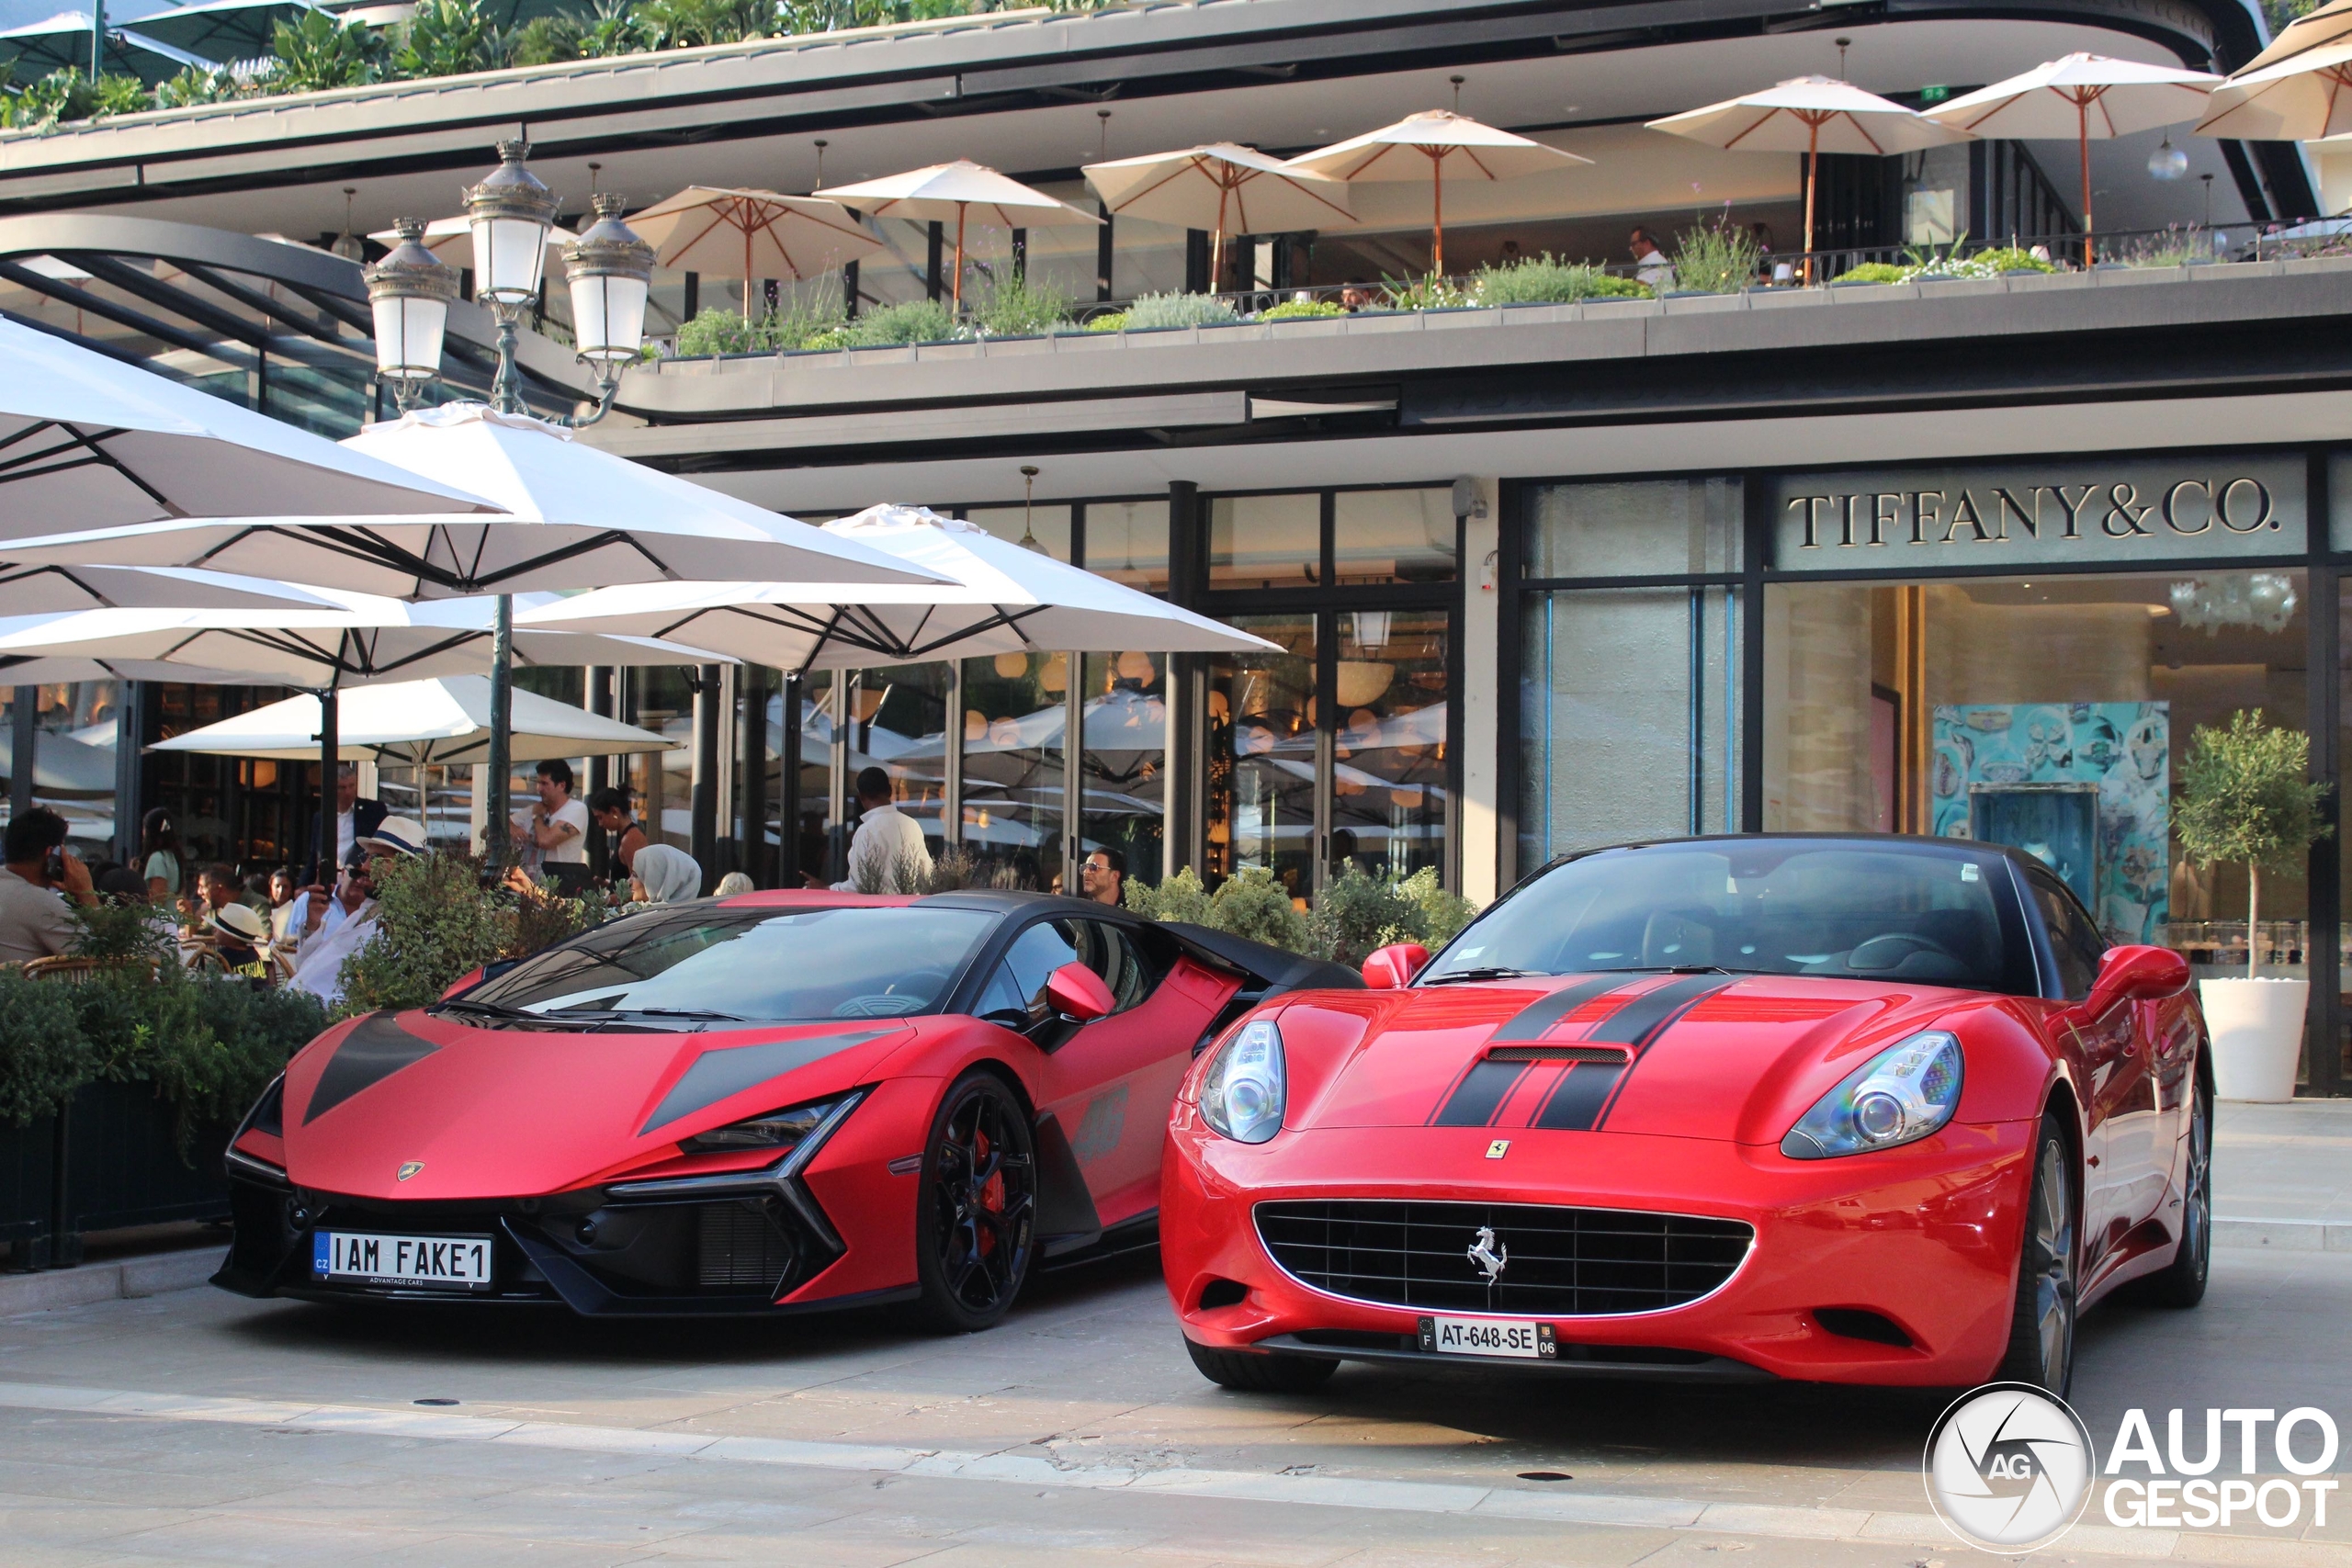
[1994,1111,2079,1396]
[1183,1337,1338,1393]
[910,1071,1038,1333]
[2141,1071,2213,1309]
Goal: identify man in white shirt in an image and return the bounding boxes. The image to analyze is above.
[0,807,95,966]
[808,767,931,894]
[1630,226,1676,292]
[289,817,425,1007]
[513,759,588,872]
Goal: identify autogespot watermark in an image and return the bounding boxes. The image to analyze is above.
[1924,1385,2343,1554]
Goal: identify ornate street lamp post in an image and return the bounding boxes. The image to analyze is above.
[360,141,655,863]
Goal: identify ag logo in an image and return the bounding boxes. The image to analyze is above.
[1924,1382,2096,1553]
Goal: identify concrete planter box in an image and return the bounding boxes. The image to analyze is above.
[0,1079,233,1270]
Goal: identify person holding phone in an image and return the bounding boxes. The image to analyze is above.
[0,806,96,964]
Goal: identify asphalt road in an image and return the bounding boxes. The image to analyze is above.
[0,1233,2347,1568]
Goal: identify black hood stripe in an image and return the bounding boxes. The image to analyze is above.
[1531,1062,1623,1131]
[1587,975,1735,1045]
[302,1013,440,1125]
[1430,975,1629,1127]
[639,1028,899,1137]
[1489,974,1623,1042]
[1528,976,1736,1131]
[1589,976,1737,1129]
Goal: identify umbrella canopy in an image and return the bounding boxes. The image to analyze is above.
[1285,110,1590,276]
[0,589,736,689]
[149,675,673,766]
[0,403,947,598]
[514,502,1283,672]
[367,214,578,274]
[0,562,338,615]
[813,161,1100,311]
[126,0,320,62]
[625,187,884,318]
[1083,144,1353,288]
[0,7,202,83]
[1925,53,2222,264]
[0,315,499,539]
[0,722,115,795]
[1646,77,1971,273]
[2198,6,2352,142]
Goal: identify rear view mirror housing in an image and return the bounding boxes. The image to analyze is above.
[1045,962,1114,1022]
[1361,943,1430,990]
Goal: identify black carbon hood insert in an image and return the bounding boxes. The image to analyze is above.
[639,1029,901,1137]
[302,1013,442,1125]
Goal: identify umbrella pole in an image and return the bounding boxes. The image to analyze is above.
[1431,150,1444,279]
[315,684,337,886]
[484,594,514,865]
[2078,99,2094,269]
[1212,184,1229,295]
[953,205,967,314]
[1803,121,1821,286]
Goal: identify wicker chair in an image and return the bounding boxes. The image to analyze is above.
[20,954,102,984]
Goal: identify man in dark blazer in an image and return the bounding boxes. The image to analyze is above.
[312,762,389,884]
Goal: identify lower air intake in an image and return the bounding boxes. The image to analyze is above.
[1256,1199,1751,1316]
[697,1200,795,1290]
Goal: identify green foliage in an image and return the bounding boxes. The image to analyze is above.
[1109,290,1239,331]
[1382,272,1473,310]
[2176,710,2332,876]
[1083,310,1128,332]
[153,63,245,108]
[270,10,387,91]
[505,15,582,64]
[2117,225,2221,267]
[633,0,775,48]
[1204,866,1311,953]
[1833,262,1907,285]
[1470,254,1648,306]
[576,0,651,55]
[972,272,1070,336]
[335,852,595,1018]
[1261,298,1346,321]
[831,297,960,347]
[1393,866,1477,951]
[69,898,175,964]
[1670,214,1763,294]
[1124,866,1212,926]
[0,971,94,1126]
[2264,0,2321,40]
[394,0,502,77]
[1968,245,2056,274]
[4,67,152,127]
[1305,865,1481,968]
[676,306,768,356]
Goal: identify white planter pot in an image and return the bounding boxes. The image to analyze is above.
[2199,977,2308,1102]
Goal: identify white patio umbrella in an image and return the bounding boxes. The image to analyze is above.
[148,675,673,768]
[124,0,324,62]
[1082,144,1354,292]
[2198,0,2352,142]
[1925,53,2222,265]
[367,214,578,272]
[1285,110,1591,277]
[812,161,1100,312]
[0,563,339,615]
[514,503,1282,671]
[0,315,497,538]
[0,720,115,795]
[625,186,885,317]
[1646,77,1972,278]
[0,403,945,598]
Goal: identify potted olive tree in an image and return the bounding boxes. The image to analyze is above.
[2175,710,2332,1100]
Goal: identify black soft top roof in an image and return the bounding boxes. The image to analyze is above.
[914,890,1362,994]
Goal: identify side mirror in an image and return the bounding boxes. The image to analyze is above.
[1362,943,1430,990]
[2083,944,2190,1014]
[1045,962,1114,1023]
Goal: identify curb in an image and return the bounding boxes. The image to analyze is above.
[2213,1217,2352,1252]
[0,1247,224,1317]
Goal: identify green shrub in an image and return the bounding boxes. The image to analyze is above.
[576,0,650,56]
[633,0,775,48]
[336,852,595,1018]
[153,64,244,108]
[0,971,94,1126]
[393,0,500,77]
[834,298,961,347]
[1968,246,2055,274]
[676,307,766,356]
[269,10,388,91]
[2176,709,2333,977]
[1083,310,1128,333]
[972,272,1071,336]
[505,15,581,64]
[1306,865,1481,968]
[1383,272,1473,310]
[1117,291,1240,331]
[1471,254,1648,306]
[1833,262,1906,285]
[1261,298,1345,321]
[1394,865,1477,950]
[1205,866,1311,953]
[1669,215,1763,294]
[4,67,151,127]
[1124,866,1212,925]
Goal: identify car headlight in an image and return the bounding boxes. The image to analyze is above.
[1781,1032,1963,1159]
[1201,1018,1286,1144]
[679,1095,854,1156]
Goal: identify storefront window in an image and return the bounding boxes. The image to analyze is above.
[847,663,952,852]
[1333,489,1456,585]
[1205,614,1315,899]
[2,680,119,855]
[1529,478,1739,579]
[962,651,1069,891]
[965,504,1074,562]
[1080,651,1168,879]
[1086,500,1170,592]
[1763,571,2308,958]
[1209,494,1319,590]
[1332,609,1448,879]
[1519,587,1736,869]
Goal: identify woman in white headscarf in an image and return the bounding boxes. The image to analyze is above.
[628,843,702,907]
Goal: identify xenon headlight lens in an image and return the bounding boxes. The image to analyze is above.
[679,1095,852,1156]
[1781,1032,1963,1159]
[1201,1019,1286,1145]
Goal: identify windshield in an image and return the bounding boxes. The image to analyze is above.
[1422,840,2033,995]
[457,905,996,1023]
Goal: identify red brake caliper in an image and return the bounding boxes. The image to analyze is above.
[975,1127,1004,1256]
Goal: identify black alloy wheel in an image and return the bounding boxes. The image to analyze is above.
[911,1071,1037,1332]
[1996,1111,2078,1396]
[2142,1072,2213,1309]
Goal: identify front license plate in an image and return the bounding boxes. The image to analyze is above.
[1419,1315,1556,1359]
[313,1231,493,1291]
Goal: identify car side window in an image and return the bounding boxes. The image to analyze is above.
[977,920,1080,1023]
[2028,873,2106,999]
[1072,919,1153,1014]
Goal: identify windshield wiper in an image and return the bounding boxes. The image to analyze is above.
[1420,966,1549,985]
[543,1006,750,1023]
[430,997,529,1019]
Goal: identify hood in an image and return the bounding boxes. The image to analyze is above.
[1282,972,1977,1144]
[279,1010,913,1201]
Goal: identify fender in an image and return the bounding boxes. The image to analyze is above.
[1032,1110,1103,1257]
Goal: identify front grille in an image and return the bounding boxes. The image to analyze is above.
[1256,1200,1751,1317]
[696,1200,796,1289]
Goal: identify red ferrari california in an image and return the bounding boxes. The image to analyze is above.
[216,890,1352,1330]
[1164,835,2211,1395]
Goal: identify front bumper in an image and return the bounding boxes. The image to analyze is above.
[1161,1111,2035,1386]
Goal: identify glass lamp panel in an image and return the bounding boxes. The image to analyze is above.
[473,214,548,301]
[370,295,447,378]
[570,272,648,362]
